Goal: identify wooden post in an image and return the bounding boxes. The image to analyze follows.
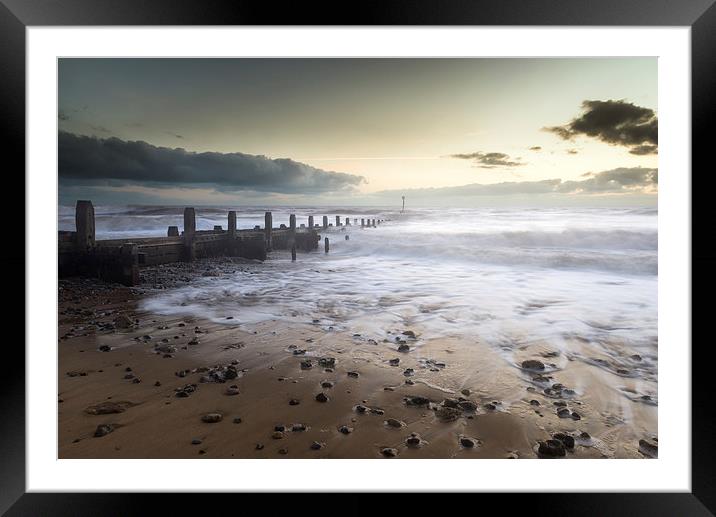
[120,243,139,286]
[228,211,237,238]
[265,211,273,251]
[324,237,329,253]
[336,215,341,227]
[308,215,314,229]
[345,234,349,240]
[323,216,328,230]
[346,218,351,226]
[372,219,376,227]
[361,218,365,227]
[167,226,179,237]
[183,207,196,261]
[75,200,95,250]
[291,245,297,261]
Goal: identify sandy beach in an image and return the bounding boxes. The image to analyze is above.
[58,256,657,459]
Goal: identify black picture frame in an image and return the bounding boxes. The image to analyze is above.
[3,0,713,514]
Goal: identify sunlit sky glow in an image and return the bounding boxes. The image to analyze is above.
[58,58,657,206]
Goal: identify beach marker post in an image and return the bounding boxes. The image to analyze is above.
[291,245,297,261]
[228,211,237,238]
[336,215,341,227]
[323,216,328,230]
[75,200,95,251]
[308,215,314,229]
[265,211,273,251]
[183,207,196,261]
[289,214,296,250]
[346,217,351,226]
[324,237,330,253]
[361,218,365,228]
[167,226,179,237]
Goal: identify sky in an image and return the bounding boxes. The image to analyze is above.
[58,58,658,207]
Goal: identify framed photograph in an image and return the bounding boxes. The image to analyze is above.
[4,0,713,514]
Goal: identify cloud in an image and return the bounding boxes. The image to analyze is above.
[89,125,112,134]
[374,167,657,199]
[166,131,184,139]
[544,100,658,154]
[58,131,366,195]
[559,167,657,193]
[450,151,525,168]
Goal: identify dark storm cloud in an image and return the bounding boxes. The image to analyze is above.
[89,125,111,134]
[166,131,184,139]
[449,151,525,168]
[58,131,366,194]
[58,110,70,121]
[544,100,658,154]
[375,167,656,199]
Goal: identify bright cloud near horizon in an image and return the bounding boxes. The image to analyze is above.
[58,58,657,206]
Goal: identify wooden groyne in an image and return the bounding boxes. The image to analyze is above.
[58,200,385,286]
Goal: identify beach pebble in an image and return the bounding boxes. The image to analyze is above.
[310,441,326,450]
[406,433,423,447]
[318,357,336,368]
[233,417,242,424]
[289,398,300,406]
[272,431,285,439]
[398,344,410,353]
[201,413,223,423]
[385,418,406,428]
[459,436,478,448]
[389,358,400,366]
[537,439,566,458]
[355,405,369,414]
[461,389,471,396]
[338,425,353,434]
[93,424,114,437]
[98,345,111,352]
[522,359,545,371]
[291,423,307,432]
[191,439,202,445]
[402,330,416,338]
[557,408,571,418]
[255,443,264,450]
[188,338,200,346]
[381,447,398,458]
[315,393,329,403]
[321,381,335,388]
[300,360,313,370]
[458,400,478,412]
[84,401,134,415]
[436,406,461,422]
[403,368,414,377]
[405,396,431,407]
[225,385,240,396]
[553,433,575,449]
[347,371,360,378]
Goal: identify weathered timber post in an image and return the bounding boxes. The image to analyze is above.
[345,235,349,240]
[361,218,365,227]
[291,245,297,261]
[346,218,351,226]
[372,219,376,227]
[324,237,330,253]
[308,215,314,229]
[289,214,296,249]
[167,226,179,237]
[228,211,237,238]
[120,243,140,286]
[265,211,273,251]
[336,215,341,227]
[183,207,196,261]
[323,216,328,230]
[354,218,358,225]
[75,200,95,251]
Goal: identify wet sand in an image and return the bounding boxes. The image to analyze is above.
[58,261,657,459]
